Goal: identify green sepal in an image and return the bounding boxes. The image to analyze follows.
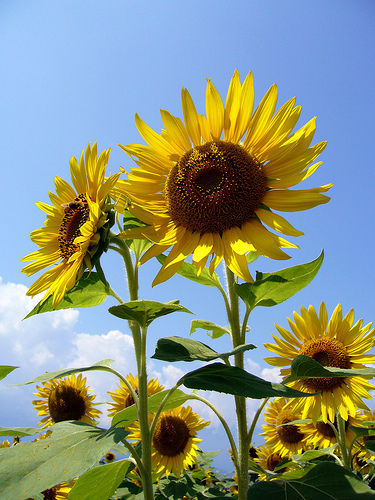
[235,250,324,309]
[156,254,221,288]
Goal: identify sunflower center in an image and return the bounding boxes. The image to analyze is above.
[266,452,287,473]
[299,338,351,391]
[58,194,89,259]
[164,141,267,234]
[48,383,87,423]
[41,487,57,500]
[276,410,304,444]
[315,417,348,439]
[153,415,190,457]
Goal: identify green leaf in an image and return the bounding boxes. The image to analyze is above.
[293,445,338,462]
[24,272,111,318]
[190,320,231,339]
[284,355,375,384]
[111,389,190,427]
[349,426,375,439]
[235,250,324,309]
[69,459,132,500]
[246,461,375,499]
[14,359,115,386]
[0,366,18,381]
[152,336,256,363]
[156,254,221,288]
[108,300,192,327]
[182,363,317,399]
[0,427,40,437]
[0,421,127,500]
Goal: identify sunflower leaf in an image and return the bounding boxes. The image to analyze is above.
[156,254,221,288]
[0,421,127,500]
[152,336,256,362]
[69,459,132,500]
[108,300,192,327]
[24,272,111,319]
[247,461,375,499]
[284,354,375,383]
[190,319,232,339]
[234,250,324,309]
[0,366,18,381]
[181,362,317,399]
[0,427,40,437]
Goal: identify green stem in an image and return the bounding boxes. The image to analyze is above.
[336,413,351,468]
[248,398,269,444]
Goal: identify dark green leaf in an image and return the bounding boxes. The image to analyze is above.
[247,461,375,499]
[190,320,231,339]
[157,254,221,288]
[0,427,40,437]
[69,459,132,500]
[152,336,256,363]
[235,250,324,309]
[108,300,192,327]
[284,355,375,384]
[182,363,317,399]
[0,366,18,381]
[24,272,111,318]
[349,426,375,439]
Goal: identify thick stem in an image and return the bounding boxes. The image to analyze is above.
[336,412,351,468]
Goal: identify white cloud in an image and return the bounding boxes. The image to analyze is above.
[261,367,282,383]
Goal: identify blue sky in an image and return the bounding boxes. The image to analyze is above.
[1,0,375,473]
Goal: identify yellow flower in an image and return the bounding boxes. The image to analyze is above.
[261,398,305,456]
[21,142,120,308]
[32,373,102,428]
[254,444,290,480]
[113,70,331,285]
[0,440,10,448]
[26,479,77,500]
[107,373,164,418]
[127,406,209,479]
[352,409,375,469]
[264,303,375,424]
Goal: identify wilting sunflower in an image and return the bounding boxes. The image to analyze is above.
[127,406,209,478]
[21,142,120,308]
[26,479,76,500]
[261,398,305,456]
[264,302,375,424]
[254,444,290,480]
[112,70,331,285]
[107,373,164,418]
[32,373,102,428]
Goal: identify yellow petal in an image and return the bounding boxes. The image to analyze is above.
[206,79,224,141]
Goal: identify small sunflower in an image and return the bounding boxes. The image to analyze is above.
[353,409,375,468]
[32,373,102,428]
[107,373,164,418]
[26,479,76,500]
[21,142,120,308]
[112,70,331,285]
[0,440,10,448]
[127,406,210,478]
[264,302,375,424]
[261,398,305,456]
[254,444,290,480]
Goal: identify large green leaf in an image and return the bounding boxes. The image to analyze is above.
[14,359,115,386]
[284,355,375,383]
[108,300,192,327]
[0,421,127,500]
[182,363,317,399]
[24,272,111,318]
[152,336,256,363]
[156,254,221,288]
[190,320,232,339]
[246,461,375,499]
[234,250,324,310]
[0,427,40,437]
[0,366,18,381]
[69,459,132,500]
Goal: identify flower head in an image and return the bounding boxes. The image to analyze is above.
[264,303,375,423]
[113,70,331,285]
[255,444,290,480]
[26,480,76,500]
[32,373,102,428]
[21,142,120,308]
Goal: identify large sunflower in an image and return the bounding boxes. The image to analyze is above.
[21,142,120,307]
[107,373,164,417]
[264,303,375,424]
[127,406,209,479]
[32,373,102,428]
[112,70,331,285]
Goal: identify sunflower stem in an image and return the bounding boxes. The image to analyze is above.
[248,397,269,444]
[336,412,351,468]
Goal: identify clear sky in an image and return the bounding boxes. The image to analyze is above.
[1,0,375,473]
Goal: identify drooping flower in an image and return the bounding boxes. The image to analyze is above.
[261,398,305,456]
[264,303,375,423]
[113,70,331,285]
[107,373,164,418]
[32,373,101,428]
[127,406,209,478]
[21,142,120,308]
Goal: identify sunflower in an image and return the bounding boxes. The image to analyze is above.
[0,440,10,448]
[264,302,375,424]
[127,406,210,478]
[261,397,305,456]
[112,70,331,285]
[352,409,375,469]
[26,479,77,500]
[21,142,120,308]
[254,444,290,480]
[32,373,102,428]
[107,373,164,417]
